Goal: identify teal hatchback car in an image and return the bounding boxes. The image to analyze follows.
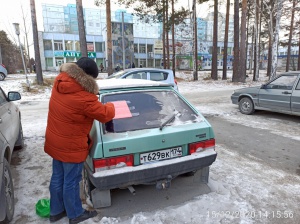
[82,79,217,208]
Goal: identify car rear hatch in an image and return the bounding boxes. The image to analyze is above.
[88,88,215,171]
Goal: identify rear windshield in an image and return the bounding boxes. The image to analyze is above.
[102,90,202,133]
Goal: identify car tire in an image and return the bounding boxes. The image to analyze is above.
[0,158,15,223]
[239,97,255,115]
[0,73,5,81]
[14,120,24,150]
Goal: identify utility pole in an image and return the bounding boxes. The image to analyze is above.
[193,0,198,81]
[122,12,126,70]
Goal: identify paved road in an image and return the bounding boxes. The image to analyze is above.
[181,89,300,176]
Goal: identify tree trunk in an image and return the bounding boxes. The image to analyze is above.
[193,0,198,81]
[239,0,247,82]
[257,0,263,78]
[232,0,240,82]
[249,25,254,74]
[298,33,300,70]
[76,0,87,57]
[286,0,296,72]
[106,0,113,75]
[166,1,170,69]
[162,0,166,69]
[211,0,218,80]
[30,0,43,85]
[171,0,176,77]
[266,3,274,78]
[222,0,230,80]
[163,0,166,69]
[253,0,260,81]
[270,0,283,80]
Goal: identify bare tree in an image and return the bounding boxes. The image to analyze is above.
[106,0,113,75]
[222,0,230,80]
[171,0,176,76]
[270,0,284,79]
[211,0,218,80]
[21,5,32,73]
[30,0,43,85]
[253,0,260,81]
[76,0,87,57]
[232,0,240,82]
[239,0,247,82]
[193,0,198,80]
[285,0,297,72]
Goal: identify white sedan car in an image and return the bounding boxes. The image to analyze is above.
[106,68,179,91]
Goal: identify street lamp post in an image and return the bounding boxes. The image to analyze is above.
[13,23,30,90]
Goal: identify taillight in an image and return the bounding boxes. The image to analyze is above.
[93,155,134,172]
[189,139,215,154]
[174,79,178,85]
[1,64,5,68]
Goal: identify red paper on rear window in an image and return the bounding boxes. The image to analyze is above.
[111,101,132,119]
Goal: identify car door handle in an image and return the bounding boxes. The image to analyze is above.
[282,91,292,95]
[8,109,11,114]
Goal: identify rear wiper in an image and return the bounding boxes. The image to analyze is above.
[159,111,180,130]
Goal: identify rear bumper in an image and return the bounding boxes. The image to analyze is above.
[85,148,217,190]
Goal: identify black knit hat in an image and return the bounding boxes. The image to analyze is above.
[76,57,99,78]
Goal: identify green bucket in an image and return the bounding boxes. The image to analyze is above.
[35,198,50,218]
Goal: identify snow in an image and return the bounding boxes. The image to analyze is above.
[2,71,299,224]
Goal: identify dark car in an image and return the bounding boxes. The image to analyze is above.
[0,64,8,81]
[82,79,217,208]
[0,87,23,223]
[231,71,300,116]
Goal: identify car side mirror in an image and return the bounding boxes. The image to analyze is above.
[8,91,21,101]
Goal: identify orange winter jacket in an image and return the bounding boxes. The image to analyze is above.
[44,63,115,163]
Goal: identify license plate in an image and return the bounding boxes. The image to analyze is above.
[140,147,182,164]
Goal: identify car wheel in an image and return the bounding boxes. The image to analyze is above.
[0,73,5,81]
[1,158,15,223]
[14,120,24,150]
[239,97,255,115]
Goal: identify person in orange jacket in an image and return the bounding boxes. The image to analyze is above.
[44,57,115,224]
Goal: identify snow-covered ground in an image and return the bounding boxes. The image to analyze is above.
[1,71,299,224]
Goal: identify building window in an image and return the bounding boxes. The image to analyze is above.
[54,40,63,50]
[139,44,146,53]
[95,42,103,52]
[134,44,138,53]
[147,44,153,53]
[45,58,53,67]
[44,40,52,50]
[65,40,73,51]
[75,41,80,51]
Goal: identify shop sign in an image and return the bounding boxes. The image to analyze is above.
[88,52,96,58]
[60,51,96,58]
[154,40,163,54]
[64,51,81,58]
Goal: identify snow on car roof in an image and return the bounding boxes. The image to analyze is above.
[96,78,171,90]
